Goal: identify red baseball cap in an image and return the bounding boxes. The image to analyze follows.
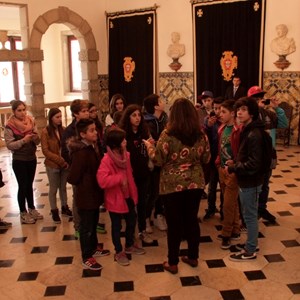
[247,86,266,98]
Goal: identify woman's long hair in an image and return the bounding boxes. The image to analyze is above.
[167,98,203,146]
[109,93,126,118]
[46,108,64,140]
[119,104,149,139]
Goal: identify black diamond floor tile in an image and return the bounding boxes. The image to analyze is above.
[281,170,292,173]
[145,263,164,273]
[262,221,280,227]
[200,236,213,243]
[274,190,287,194]
[150,296,171,300]
[41,226,57,232]
[295,178,300,181]
[258,232,265,238]
[62,235,76,241]
[44,285,66,297]
[290,202,300,207]
[281,240,300,247]
[0,229,8,234]
[10,237,27,243]
[287,283,300,294]
[180,276,201,286]
[267,197,276,202]
[285,184,297,187]
[82,269,101,277]
[141,240,159,247]
[220,289,244,300]
[206,259,226,268]
[272,175,283,178]
[55,257,73,265]
[35,204,45,209]
[18,271,39,281]
[244,270,266,280]
[264,254,285,263]
[114,281,134,292]
[290,165,300,168]
[0,260,15,268]
[296,228,300,233]
[277,211,293,216]
[39,192,48,196]
[31,246,49,254]
[5,212,19,217]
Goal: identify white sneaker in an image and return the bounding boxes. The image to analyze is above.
[154,214,167,231]
[145,218,153,234]
[139,231,153,244]
[20,212,35,224]
[28,208,44,220]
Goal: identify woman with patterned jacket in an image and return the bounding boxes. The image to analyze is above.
[144,97,211,274]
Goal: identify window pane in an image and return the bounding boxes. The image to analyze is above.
[70,39,81,91]
[15,40,25,100]
[0,62,14,102]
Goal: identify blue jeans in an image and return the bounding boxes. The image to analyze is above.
[78,208,99,260]
[239,185,262,254]
[109,204,136,253]
[46,167,69,210]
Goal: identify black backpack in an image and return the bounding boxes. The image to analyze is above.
[260,129,276,173]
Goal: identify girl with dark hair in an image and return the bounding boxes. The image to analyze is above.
[41,108,72,223]
[97,128,145,266]
[119,104,153,244]
[4,100,43,224]
[144,98,211,274]
[88,103,105,156]
[105,94,126,126]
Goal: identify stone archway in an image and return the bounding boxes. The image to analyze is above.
[28,6,99,129]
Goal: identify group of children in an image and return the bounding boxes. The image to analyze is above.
[3,87,286,269]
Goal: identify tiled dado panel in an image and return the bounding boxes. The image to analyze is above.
[98,72,195,115]
[263,72,300,145]
[159,72,194,111]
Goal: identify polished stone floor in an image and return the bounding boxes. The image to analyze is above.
[0,145,300,300]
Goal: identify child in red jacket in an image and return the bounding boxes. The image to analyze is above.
[97,128,145,266]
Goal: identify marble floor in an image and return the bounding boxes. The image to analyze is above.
[0,145,300,300]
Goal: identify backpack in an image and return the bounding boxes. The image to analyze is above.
[260,129,276,173]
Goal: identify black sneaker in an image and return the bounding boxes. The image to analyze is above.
[203,209,215,220]
[82,257,103,270]
[229,251,257,262]
[201,191,208,199]
[61,205,72,217]
[51,209,61,224]
[217,233,240,241]
[258,208,276,223]
[221,237,231,250]
[235,243,260,252]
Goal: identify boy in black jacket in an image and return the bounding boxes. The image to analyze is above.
[67,119,110,270]
[227,97,264,262]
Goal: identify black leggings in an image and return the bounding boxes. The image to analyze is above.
[12,159,37,212]
[162,189,203,265]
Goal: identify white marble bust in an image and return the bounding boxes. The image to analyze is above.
[167,32,185,60]
[270,24,296,56]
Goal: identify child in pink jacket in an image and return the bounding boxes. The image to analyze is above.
[97,128,145,266]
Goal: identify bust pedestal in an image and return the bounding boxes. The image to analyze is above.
[169,58,182,72]
[274,55,291,71]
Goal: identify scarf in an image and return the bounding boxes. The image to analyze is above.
[107,146,127,169]
[6,115,35,137]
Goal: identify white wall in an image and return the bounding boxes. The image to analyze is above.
[264,0,300,71]
[1,0,300,74]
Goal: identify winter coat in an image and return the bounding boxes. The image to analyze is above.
[97,151,138,213]
[61,119,76,164]
[67,139,103,209]
[143,111,168,142]
[228,120,265,188]
[41,127,67,169]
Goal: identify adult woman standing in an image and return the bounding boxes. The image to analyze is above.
[4,100,43,224]
[41,108,72,223]
[143,98,211,274]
